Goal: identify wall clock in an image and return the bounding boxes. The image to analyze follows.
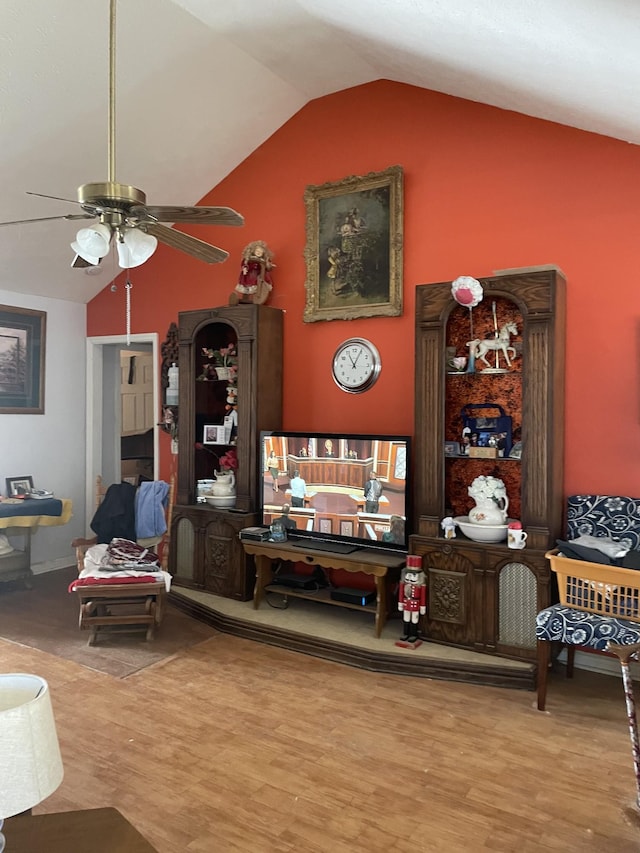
[331,338,381,394]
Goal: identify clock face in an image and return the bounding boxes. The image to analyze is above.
[332,338,381,394]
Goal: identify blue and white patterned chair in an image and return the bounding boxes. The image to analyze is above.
[535,495,640,711]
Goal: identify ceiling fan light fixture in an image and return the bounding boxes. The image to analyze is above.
[70,241,100,266]
[116,228,158,268]
[71,223,112,263]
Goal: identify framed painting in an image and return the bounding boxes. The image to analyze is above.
[0,305,46,414]
[303,166,404,322]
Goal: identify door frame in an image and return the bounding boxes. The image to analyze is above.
[86,333,159,526]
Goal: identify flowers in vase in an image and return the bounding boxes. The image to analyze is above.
[201,344,237,368]
[468,475,507,505]
[219,448,238,473]
[194,444,239,474]
[198,344,238,381]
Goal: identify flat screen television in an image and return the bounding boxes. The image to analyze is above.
[259,431,411,553]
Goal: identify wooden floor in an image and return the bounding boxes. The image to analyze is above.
[2,633,640,852]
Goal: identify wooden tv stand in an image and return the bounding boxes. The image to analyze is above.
[241,538,406,637]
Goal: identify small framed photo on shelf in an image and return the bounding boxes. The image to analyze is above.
[444,441,460,457]
[5,475,34,497]
[203,424,230,445]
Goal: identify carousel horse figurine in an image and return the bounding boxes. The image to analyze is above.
[467,321,518,369]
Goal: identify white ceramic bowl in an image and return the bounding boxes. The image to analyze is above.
[205,495,236,509]
[453,515,509,543]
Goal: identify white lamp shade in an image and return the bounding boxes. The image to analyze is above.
[70,241,100,266]
[116,228,158,268]
[71,223,112,262]
[0,674,63,818]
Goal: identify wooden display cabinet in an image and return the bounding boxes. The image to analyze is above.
[411,269,566,660]
[171,304,283,599]
[170,505,257,600]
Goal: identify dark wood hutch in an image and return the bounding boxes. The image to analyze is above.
[169,304,283,600]
[411,268,566,661]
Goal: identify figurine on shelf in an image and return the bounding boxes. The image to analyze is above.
[441,516,456,539]
[229,240,275,305]
[224,404,238,442]
[397,556,427,645]
[461,426,471,455]
[467,321,518,372]
[165,362,179,405]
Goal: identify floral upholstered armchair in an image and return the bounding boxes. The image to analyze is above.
[536,494,640,712]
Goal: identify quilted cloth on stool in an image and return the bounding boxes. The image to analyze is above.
[536,604,640,649]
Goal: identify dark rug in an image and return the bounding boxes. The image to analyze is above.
[0,566,217,678]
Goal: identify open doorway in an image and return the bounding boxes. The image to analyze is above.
[85,333,159,527]
[120,345,154,483]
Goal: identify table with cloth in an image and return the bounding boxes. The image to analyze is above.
[0,498,72,586]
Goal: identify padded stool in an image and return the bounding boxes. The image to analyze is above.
[535,603,640,711]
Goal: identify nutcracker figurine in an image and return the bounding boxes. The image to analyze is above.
[397,555,426,646]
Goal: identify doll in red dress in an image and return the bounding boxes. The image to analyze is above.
[230,240,275,305]
[398,556,426,643]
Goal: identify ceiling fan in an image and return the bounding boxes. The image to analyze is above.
[0,0,244,270]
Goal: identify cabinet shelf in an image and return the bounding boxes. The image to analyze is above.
[445,454,521,462]
[264,584,377,613]
[446,371,522,377]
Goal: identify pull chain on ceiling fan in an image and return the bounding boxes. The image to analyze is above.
[0,0,244,270]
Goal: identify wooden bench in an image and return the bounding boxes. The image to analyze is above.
[71,476,173,645]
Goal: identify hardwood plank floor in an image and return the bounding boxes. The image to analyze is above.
[1,634,640,852]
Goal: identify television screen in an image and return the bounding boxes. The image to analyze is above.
[259,431,411,553]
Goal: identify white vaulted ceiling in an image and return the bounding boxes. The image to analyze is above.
[1,0,638,303]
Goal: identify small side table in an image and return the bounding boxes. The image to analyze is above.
[4,807,158,852]
[0,498,73,587]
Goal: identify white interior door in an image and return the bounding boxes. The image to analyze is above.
[121,351,154,435]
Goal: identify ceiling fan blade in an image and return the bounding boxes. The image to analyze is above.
[26,191,85,205]
[143,223,229,263]
[131,205,244,227]
[0,213,95,227]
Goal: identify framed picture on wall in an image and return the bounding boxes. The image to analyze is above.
[0,305,46,414]
[303,166,404,323]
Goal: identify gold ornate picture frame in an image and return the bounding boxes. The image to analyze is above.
[303,166,403,323]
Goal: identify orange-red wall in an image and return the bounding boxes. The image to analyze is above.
[87,81,640,498]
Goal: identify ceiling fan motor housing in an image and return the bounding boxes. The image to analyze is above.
[77,182,146,209]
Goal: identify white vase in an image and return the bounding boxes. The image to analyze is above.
[468,496,509,526]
